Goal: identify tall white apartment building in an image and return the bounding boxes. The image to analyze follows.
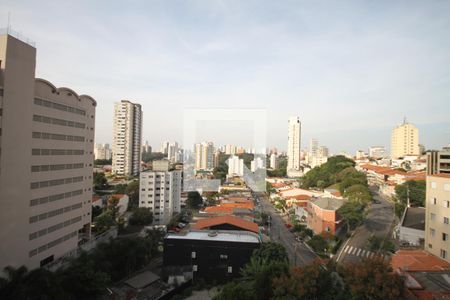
[309,139,319,158]
[94,143,112,160]
[355,150,366,159]
[112,100,142,176]
[425,174,450,262]
[167,142,179,163]
[142,140,151,155]
[287,116,301,176]
[194,142,215,171]
[270,153,279,169]
[369,146,386,159]
[225,144,237,155]
[391,119,420,159]
[139,162,181,225]
[160,141,169,155]
[228,155,244,177]
[0,32,95,270]
[307,140,329,168]
[251,157,265,172]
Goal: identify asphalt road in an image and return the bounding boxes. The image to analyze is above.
[254,192,317,266]
[336,187,395,264]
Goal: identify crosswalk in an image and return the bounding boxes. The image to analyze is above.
[342,245,389,260]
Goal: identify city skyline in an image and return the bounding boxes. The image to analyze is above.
[1,1,449,153]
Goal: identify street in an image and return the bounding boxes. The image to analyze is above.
[255,192,317,266]
[336,187,395,263]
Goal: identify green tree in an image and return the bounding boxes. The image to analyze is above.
[94,211,115,233]
[94,159,112,166]
[344,184,372,204]
[253,242,289,263]
[93,172,108,190]
[187,191,203,208]
[125,180,140,209]
[395,180,426,207]
[129,207,153,226]
[114,183,128,194]
[338,201,364,230]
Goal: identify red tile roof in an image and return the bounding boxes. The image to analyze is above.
[391,250,450,272]
[204,206,234,214]
[193,215,259,233]
[429,173,450,179]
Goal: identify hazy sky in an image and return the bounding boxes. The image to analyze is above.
[1,0,449,153]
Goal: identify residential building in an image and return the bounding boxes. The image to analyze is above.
[194,141,215,171]
[228,155,244,177]
[94,143,112,160]
[163,230,261,282]
[287,116,301,176]
[0,32,95,270]
[355,150,366,159]
[112,100,142,176]
[160,141,169,155]
[167,142,179,163]
[139,162,181,225]
[213,150,221,168]
[306,139,329,168]
[307,197,344,235]
[250,156,265,172]
[369,146,386,159]
[142,140,151,155]
[427,148,450,175]
[270,153,279,169]
[425,174,450,262]
[225,144,237,155]
[391,119,420,159]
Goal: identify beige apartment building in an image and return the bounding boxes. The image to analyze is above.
[194,141,214,171]
[391,120,420,159]
[425,174,450,262]
[0,32,95,270]
[427,148,450,175]
[112,100,142,176]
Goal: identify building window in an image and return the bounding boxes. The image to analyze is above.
[445,201,450,208]
[220,254,228,259]
[445,184,450,191]
[191,251,196,259]
[443,233,449,241]
[430,228,436,236]
[444,217,449,225]
[433,198,437,205]
[431,182,437,189]
[441,249,448,259]
[431,213,436,221]
[193,265,198,272]
[429,243,433,249]
[228,266,233,273]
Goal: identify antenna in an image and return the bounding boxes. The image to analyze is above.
[403,116,407,125]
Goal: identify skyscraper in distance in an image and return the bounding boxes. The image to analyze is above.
[391,118,420,159]
[112,100,142,176]
[287,116,301,177]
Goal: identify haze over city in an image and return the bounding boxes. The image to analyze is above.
[1,0,449,152]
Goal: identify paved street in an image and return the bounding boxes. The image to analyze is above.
[336,187,395,263]
[255,192,317,266]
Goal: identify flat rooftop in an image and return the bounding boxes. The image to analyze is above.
[165,230,261,244]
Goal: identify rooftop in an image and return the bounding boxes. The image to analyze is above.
[165,230,261,244]
[124,271,160,289]
[310,197,344,211]
[401,207,425,231]
[192,215,259,233]
[392,250,450,272]
[429,173,450,179]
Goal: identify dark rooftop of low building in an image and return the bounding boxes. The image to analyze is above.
[401,207,426,231]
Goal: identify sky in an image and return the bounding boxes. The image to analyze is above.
[1,0,449,154]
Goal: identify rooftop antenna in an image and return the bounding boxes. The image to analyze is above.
[403,116,407,125]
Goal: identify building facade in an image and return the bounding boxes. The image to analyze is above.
[369,146,386,159]
[139,162,181,225]
[270,153,279,169]
[112,100,142,176]
[94,143,112,160]
[287,116,301,176]
[250,156,265,172]
[425,174,450,262]
[427,149,450,175]
[0,33,95,270]
[391,120,420,159]
[194,141,214,171]
[228,155,244,177]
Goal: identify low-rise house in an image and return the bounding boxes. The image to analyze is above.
[307,197,344,235]
[192,215,259,234]
[397,207,425,246]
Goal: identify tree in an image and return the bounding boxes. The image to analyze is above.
[129,207,153,226]
[142,151,165,163]
[302,156,356,189]
[187,191,203,208]
[125,180,140,209]
[94,211,115,233]
[307,235,328,254]
[93,172,108,190]
[339,257,405,300]
[338,201,364,230]
[252,242,289,263]
[395,180,425,207]
[94,159,112,166]
[273,262,347,300]
[114,183,128,194]
[213,281,256,300]
[344,184,372,204]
